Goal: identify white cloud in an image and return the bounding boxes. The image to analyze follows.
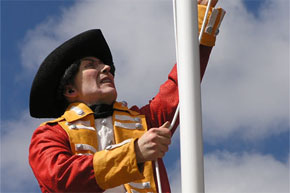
[4,1,288,192]
[19,0,289,143]
[168,152,289,193]
[201,0,289,141]
[1,111,288,192]
[20,0,176,107]
[1,111,48,192]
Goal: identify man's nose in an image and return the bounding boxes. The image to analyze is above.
[101,64,111,74]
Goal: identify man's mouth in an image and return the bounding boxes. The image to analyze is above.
[100,77,113,85]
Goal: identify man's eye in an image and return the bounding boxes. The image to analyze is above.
[84,62,95,68]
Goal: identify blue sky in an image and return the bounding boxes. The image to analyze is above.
[1,0,289,192]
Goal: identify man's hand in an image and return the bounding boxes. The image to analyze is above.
[135,122,171,163]
[198,0,218,7]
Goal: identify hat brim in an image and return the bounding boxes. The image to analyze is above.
[29,29,114,118]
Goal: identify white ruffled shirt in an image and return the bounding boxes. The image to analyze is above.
[95,116,126,193]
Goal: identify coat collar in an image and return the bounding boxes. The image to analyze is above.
[62,101,139,122]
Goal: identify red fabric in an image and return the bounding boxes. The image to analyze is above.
[29,45,212,193]
[130,45,212,193]
[131,45,212,133]
[29,124,103,192]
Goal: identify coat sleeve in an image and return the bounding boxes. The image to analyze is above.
[130,45,212,134]
[29,123,102,192]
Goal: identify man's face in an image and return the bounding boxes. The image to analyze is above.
[72,57,117,105]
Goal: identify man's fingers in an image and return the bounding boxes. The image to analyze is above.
[149,122,171,138]
[198,0,218,7]
[160,121,170,128]
[158,134,171,145]
[153,128,171,139]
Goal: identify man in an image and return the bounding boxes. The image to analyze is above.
[29,1,224,192]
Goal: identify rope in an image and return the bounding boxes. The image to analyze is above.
[154,1,212,192]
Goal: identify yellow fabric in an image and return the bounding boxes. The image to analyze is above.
[93,138,145,190]
[59,120,98,155]
[113,102,139,116]
[62,102,95,123]
[123,160,157,193]
[45,102,158,192]
[58,103,97,154]
[40,117,64,126]
[112,103,157,192]
[198,5,225,47]
[113,111,146,143]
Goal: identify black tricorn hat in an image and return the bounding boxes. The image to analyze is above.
[29,29,114,118]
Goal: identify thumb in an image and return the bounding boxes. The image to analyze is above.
[160,121,171,128]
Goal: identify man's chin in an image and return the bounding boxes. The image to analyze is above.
[103,91,117,105]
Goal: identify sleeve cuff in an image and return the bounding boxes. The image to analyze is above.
[93,138,144,190]
[198,5,226,47]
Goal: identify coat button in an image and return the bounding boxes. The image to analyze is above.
[77,110,84,115]
[101,119,107,126]
[121,101,128,107]
[205,26,213,34]
[67,122,77,130]
[134,117,141,122]
[135,123,142,129]
[143,182,151,188]
[74,107,84,115]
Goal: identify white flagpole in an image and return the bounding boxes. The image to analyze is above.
[175,0,204,192]
[154,1,212,192]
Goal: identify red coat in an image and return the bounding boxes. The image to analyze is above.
[29,45,212,193]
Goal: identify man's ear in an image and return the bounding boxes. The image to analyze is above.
[64,85,78,99]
